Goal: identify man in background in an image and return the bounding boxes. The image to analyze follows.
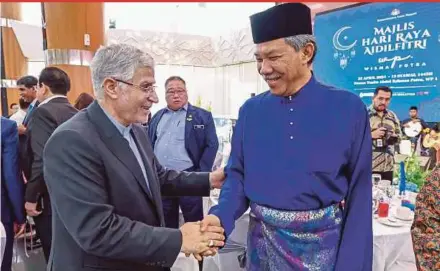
[16,75,39,182]
[1,117,26,271]
[402,106,428,145]
[8,103,19,118]
[149,76,219,230]
[403,106,428,129]
[369,86,401,181]
[24,67,78,261]
[9,98,31,126]
[17,75,39,133]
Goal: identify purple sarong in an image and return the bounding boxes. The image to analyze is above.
[247,203,342,271]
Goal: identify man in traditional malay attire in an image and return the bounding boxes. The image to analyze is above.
[200,3,373,270]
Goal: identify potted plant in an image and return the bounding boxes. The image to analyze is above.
[394,153,430,192]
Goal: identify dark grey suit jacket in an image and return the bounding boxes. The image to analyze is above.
[25,97,78,213]
[43,101,211,271]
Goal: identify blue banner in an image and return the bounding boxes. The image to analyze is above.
[314,3,440,122]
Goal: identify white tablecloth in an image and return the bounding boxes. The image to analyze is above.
[373,218,417,271]
[171,253,199,271]
[0,222,6,265]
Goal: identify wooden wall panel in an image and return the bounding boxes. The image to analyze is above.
[6,88,21,108]
[0,3,22,21]
[84,3,104,52]
[2,28,27,79]
[1,28,27,115]
[43,3,103,105]
[44,3,104,51]
[1,2,27,116]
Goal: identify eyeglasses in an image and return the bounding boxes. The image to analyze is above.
[166,89,187,96]
[113,78,157,94]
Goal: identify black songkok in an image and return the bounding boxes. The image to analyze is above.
[250,3,313,44]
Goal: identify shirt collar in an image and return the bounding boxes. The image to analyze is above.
[368,104,388,115]
[166,103,188,113]
[269,73,317,100]
[38,95,67,106]
[99,103,132,137]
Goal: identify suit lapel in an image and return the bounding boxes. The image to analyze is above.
[148,109,165,147]
[87,102,154,203]
[23,101,39,126]
[132,126,165,225]
[185,105,194,143]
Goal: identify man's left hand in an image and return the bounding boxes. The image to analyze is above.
[209,167,225,189]
[17,124,27,135]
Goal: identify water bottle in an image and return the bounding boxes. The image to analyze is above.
[399,162,406,196]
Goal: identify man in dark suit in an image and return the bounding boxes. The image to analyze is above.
[16,75,39,181]
[148,76,219,231]
[43,44,226,271]
[1,117,26,271]
[17,76,39,129]
[24,67,78,262]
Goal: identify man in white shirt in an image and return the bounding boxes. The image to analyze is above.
[9,98,30,126]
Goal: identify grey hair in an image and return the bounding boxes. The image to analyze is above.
[284,34,317,64]
[90,43,155,100]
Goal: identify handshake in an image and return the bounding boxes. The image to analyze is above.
[179,215,224,261]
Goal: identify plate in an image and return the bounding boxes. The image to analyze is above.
[391,208,414,222]
[377,217,405,227]
[404,121,422,137]
[392,213,414,222]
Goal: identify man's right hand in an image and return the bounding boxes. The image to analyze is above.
[195,215,223,258]
[200,215,221,231]
[372,127,386,139]
[18,124,26,135]
[180,221,225,257]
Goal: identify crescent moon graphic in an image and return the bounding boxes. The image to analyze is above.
[332,26,357,51]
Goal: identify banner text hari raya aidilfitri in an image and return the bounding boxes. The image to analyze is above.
[314,3,440,122]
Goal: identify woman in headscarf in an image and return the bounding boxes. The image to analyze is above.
[411,142,440,271]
